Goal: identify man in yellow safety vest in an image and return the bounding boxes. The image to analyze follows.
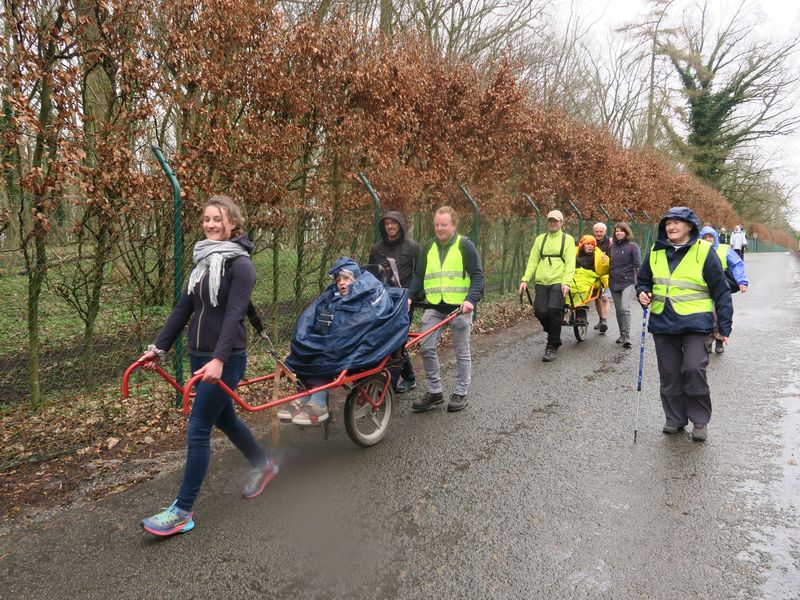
[637,207,733,442]
[518,209,576,362]
[407,206,485,413]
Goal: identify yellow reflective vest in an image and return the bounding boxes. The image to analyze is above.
[716,244,730,270]
[423,235,470,305]
[649,240,714,315]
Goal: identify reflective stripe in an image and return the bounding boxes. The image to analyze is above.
[424,271,464,280]
[669,291,711,302]
[652,277,708,292]
[425,286,469,293]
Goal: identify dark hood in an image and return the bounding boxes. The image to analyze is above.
[231,233,254,255]
[379,211,408,244]
[654,206,702,249]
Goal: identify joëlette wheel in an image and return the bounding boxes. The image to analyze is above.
[574,323,587,342]
[344,373,394,447]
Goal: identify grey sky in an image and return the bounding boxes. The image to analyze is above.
[565,0,800,227]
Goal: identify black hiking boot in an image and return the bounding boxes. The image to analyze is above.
[412,392,444,412]
[447,394,468,412]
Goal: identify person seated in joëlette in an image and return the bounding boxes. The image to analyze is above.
[569,235,609,325]
[280,257,410,426]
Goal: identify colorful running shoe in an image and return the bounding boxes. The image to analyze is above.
[277,398,305,422]
[140,503,195,537]
[242,460,280,499]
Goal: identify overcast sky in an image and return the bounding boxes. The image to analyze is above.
[563,0,800,228]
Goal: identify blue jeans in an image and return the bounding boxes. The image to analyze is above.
[176,353,268,512]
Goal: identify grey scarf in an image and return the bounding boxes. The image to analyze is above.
[187,239,249,306]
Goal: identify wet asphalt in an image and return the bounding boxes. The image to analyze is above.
[1,252,799,600]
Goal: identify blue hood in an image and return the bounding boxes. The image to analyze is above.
[655,206,702,249]
[699,226,720,249]
[328,257,362,279]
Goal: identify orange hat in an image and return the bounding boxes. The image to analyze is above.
[579,234,596,246]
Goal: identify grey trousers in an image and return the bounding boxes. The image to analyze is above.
[652,332,712,427]
[419,309,472,396]
[611,285,636,337]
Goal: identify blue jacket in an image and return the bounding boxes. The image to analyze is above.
[699,226,749,287]
[155,234,255,362]
[285,257,410,378]
[636,207,733,336]
[608,238,641,292]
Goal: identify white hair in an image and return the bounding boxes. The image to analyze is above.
[593,222,607,232]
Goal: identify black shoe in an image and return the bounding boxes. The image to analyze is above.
[598,320,608,333]
[621,336,632,348]
[447,393,467,412]
[542,346,557,362]
[412,392,444,412]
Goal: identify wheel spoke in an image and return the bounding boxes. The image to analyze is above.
[369,411,383,429]
[353,402,372,419]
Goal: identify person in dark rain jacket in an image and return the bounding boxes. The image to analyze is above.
[637,207,733,442]
[369,211,421,393]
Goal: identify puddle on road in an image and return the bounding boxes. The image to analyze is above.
[738,258,800,597]
[745,384,800,596]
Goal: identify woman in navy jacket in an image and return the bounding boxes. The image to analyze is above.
[137,195,276,536]
[637,207,733,442]
[608,222,641,348]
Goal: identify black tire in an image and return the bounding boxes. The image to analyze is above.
[344,372,394,447]
[574,323,587,342]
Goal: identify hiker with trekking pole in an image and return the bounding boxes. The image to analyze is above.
[635,207,733,442]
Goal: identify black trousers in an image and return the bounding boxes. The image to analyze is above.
[652,332,713,427]
[534,283,565,348]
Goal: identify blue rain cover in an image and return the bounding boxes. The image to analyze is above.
[285,271,410,378]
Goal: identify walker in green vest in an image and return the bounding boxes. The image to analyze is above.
[649,240,714,315]
[423,234,470,305]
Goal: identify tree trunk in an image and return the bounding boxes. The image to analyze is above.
[271,230,281,340]
[25,58,55,404]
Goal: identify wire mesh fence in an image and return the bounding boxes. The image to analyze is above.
[1,210,792,410]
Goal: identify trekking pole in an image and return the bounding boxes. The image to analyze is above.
[633,303,650,443]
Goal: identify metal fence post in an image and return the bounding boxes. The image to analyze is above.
[566,197,583,238]
[357,172,382,243]
[458,184,480,244]
[523,194,541,237]
[458,185,480,318]
[599,204,613,232]
[639,210,654,250]
[623,207,636,223]
[151,145,184,404]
